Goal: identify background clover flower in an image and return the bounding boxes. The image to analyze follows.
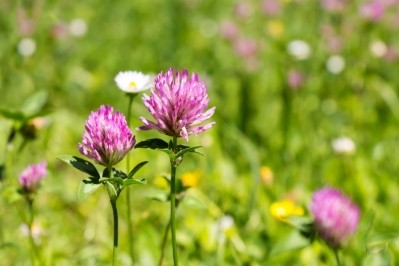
[114,71,153,93]
[310,187,360,248]
[78,105,135,167]
[19,161,47,193]
[138,68,216,141]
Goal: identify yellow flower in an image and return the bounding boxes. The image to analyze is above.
[260,166,274,186]
[181,170,202,188]
[270,199,304,221]
[153,175,169,189]
[267,20,284,39]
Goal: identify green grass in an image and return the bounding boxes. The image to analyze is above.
[1,0,399,265]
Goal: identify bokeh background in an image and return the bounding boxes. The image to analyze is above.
[1,0,399,265]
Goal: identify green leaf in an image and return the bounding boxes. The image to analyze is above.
[99,177,124,185]
[0,108,26,121]
[82,177,100,184]
[0,164,5,181]
[287,216,314,232]
[181,194,206,209]
[127,161,148,179]
[104,181,118,200]
[58,155,100,179]
[77,181,101,200]
[145,188,169,202]
[160,149,176,158]
[176,144,190,150]
[175,146,202,158]
[123,178,147,187]
[135,138,169,149]
[21,90,48,117]
[102,168,127,179]
[363,247,392,266]
[270,230,312,256]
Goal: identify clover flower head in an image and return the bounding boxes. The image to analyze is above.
[114,71,153,93]
[78,105,135,167]
[19,161,47,193]
[310,187,360,248]
[138,68,216,142]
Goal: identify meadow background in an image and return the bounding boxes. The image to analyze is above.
[1,0,399,265]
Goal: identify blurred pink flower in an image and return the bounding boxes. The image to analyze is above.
[326,36,343,53]
[17,8,35,36]
[310,187,360,248]
[359,1,386,21]
[287,70,304,89]
[262,0,281,16]
[384,46,398,62]
[321,0,347,12]
[234,1,253,19]
[138,68,215,142]
[51,23,69,39]
[220,20,239,40]
[320,24,343,53]
[79,105,135,166]
[234,38,258,58]
[19,161,47,193]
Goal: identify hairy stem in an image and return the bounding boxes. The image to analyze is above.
[26,198,43,266]
[334,249,341,266]
[125,93,136,263]
[111,199,119,266]
[107,166,119,266]
[170,136,178,266]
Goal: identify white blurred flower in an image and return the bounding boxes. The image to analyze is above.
[370,40,387,58]
[17,38,36,57]
[218,215,234,231]
[69,18,88,37]
[20,223,44,244]
[114,71,153,93]
[287,40,311,60]
[214,215,235,242]
[326,55,345,74]
[331,136,356,154]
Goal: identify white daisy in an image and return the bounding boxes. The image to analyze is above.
[18,38,36,57]
[287,40,311,60]
[326,55,345,74]
[331,136,356,155]
[114,71,153,93]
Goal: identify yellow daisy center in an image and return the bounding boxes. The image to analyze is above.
[129,81,137,88]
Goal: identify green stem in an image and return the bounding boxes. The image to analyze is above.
[27,200,36,266]
[126,189,134,262]
[125,93,136,264]
[126,94,136,125]
[170,136,178,266]
[107,166,119,266]
[26,198,43,266]
[158,220,171,266]
[334,249,341,266]
[111,199,119,266]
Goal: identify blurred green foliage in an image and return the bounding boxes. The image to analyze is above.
[1,0,399,265]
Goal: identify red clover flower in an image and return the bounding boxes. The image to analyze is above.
[19,161,47,193]
[138,68,216,141]
[310,187,360,248]
[78,105,135,167]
